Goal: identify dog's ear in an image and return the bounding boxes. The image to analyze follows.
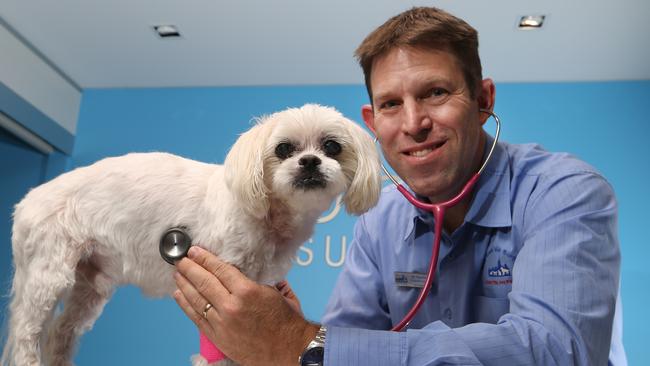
[342,119,382,215]
[224,119,274,218]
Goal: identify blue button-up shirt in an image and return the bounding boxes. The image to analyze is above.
[322,136,624,365]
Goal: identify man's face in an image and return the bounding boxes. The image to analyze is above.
[362,46,493,202]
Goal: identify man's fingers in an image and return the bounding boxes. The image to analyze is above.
[276,280,291,295]
[174,271,217,318]
[172,289,217,340]
[187,246,251,293]
[176,256,230,305]
[275,280,303,315]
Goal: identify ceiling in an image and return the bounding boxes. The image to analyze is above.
[1,0,648,89]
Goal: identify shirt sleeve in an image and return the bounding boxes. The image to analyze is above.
[322,171,620,366]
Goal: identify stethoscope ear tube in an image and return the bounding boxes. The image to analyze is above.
[160,227,193,265]
[477,109,501,175]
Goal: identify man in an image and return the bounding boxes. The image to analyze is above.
[174,7,623,365]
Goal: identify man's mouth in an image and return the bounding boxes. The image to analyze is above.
[406,141,446,157]
[409,148,433,157]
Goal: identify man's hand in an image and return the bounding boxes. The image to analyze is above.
[173,246,319,366]
[276,280,303,315]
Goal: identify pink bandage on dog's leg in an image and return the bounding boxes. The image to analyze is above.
[200,332,226,363]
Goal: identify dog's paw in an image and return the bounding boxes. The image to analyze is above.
[191,354,237,366]
[190,354,210,366]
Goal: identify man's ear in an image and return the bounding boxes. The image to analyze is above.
[361,104,376,135]
[477,78,496,125]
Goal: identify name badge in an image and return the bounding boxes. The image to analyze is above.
[394,271,428,288]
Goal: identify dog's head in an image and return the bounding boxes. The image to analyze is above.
[224,104,381,219]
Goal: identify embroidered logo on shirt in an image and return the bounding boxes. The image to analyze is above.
[484,247,514,286]
[488,260,511,277]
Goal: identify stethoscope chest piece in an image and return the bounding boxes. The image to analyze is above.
[160,227,192,265]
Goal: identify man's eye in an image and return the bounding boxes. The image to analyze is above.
[322,140,342,156]
[428,88,448,98]
[275,142,295,159]
[379,100,400,110]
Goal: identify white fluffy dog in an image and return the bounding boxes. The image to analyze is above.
[1,104,381,366]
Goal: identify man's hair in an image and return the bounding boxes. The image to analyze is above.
[355,7,483,101]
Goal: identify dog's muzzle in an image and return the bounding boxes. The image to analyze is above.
[293,155,327,189]
[293,171,327,189]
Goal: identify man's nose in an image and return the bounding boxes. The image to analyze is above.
[402,100,432,140]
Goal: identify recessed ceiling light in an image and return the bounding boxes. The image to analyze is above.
[518,15,545,30]
[153,25,181,38]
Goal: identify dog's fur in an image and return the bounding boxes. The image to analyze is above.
[1,104,381,366]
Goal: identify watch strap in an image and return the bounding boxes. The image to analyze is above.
[298,324,326,366]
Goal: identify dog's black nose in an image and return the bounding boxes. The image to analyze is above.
[299,155,321,170]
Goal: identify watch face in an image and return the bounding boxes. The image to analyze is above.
[301,346,324,366]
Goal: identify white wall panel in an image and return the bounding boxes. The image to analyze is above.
[0,21,80,135]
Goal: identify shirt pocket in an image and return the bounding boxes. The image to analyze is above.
[471,295,510,324]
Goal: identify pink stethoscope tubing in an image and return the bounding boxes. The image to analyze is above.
[379,109,501,332]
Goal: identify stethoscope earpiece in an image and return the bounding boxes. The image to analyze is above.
[159,227,193,265]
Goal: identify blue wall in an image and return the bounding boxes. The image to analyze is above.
[1,81,648,364]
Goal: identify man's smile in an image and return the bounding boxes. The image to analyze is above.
[403,140,447,159]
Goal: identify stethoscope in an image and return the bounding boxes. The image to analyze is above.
[381,108,501,331]
[157,109,500,331]
[160,227,193,265]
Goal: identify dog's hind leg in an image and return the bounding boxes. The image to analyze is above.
[3,250,80,366]
[44,259,114,366]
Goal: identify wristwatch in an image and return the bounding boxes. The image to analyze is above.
[298,325,326,366]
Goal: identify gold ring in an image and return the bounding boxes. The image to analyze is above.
[202,302,213,319]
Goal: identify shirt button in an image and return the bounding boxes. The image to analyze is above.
[443,308,452,320]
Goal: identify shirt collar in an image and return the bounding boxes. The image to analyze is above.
[404,134,512,241]
[464,134,512,228]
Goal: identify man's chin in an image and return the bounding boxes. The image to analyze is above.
[404,178,455,203]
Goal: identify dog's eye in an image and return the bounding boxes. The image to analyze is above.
[275,142,295,159]
[323,140,342,157]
